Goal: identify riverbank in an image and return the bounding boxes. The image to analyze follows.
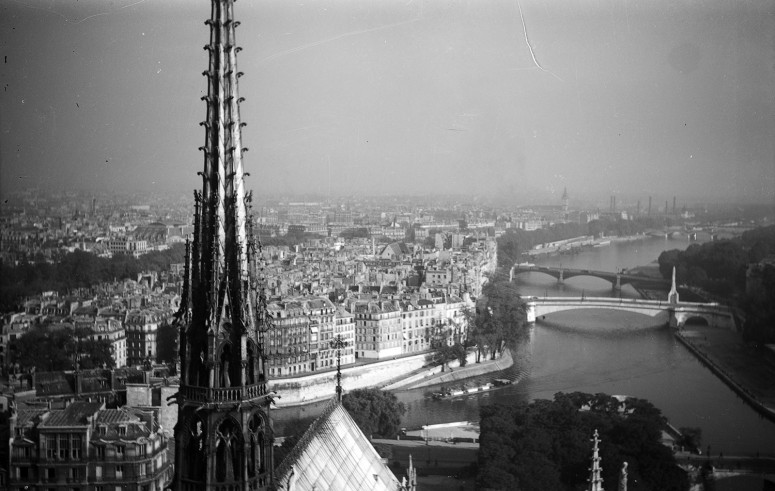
[676,326,775,423]
[383,349,514,391]
[270,351,432,407]
[525,234,648,258]
[270,347,514,407]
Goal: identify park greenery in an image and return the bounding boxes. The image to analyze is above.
[11,325,114,372]
[496,217,663,268]
[477,392,689,491]
[657,225,775,343]
[464,272,528,362]
[341,388,407,439]
[0,244,186,311]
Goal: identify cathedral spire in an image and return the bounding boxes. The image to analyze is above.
[172,2,274,489]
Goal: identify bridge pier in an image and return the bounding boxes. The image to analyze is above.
[558,269,564,285]
[612,273,621,293]
[525,302,536,323]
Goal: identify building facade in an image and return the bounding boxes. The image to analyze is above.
[7,401,171,491]
[352,300,402,359]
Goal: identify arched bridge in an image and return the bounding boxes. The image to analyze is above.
[524,296,737,330]
[511,265,670,291]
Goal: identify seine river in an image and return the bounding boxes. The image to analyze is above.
[276,237,775,456]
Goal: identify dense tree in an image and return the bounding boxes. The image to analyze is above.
[496,222,588,267]
[338,227,370,239]
[434,342,467,369]
[12,325,115,372]
[1,244,186,311]
[656,225,775,342]
[467,273,527,360]
[677,427,702,453]
[478,393,689,491]
[341,388,406,438]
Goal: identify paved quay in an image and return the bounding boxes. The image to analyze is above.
[678,325,775,419]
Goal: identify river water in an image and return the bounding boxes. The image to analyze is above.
[276,236,775,456]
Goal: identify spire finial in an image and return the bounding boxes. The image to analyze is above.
[330,334,348,402]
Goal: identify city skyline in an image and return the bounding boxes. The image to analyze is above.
[1,0,773,204]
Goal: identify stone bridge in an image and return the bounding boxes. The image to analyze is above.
[511,265,670,291]
[524,296,737,330]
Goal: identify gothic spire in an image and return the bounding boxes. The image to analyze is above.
[172,2,274,489]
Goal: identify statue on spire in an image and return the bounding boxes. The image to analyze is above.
[588,429,604,491]
[618,461,628,491]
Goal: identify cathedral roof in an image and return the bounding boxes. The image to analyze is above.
[275,399,401,491]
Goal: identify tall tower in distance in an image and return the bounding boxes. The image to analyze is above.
[561,187,569,214]
[171,1,275,489]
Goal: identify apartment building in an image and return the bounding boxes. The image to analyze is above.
[399,299,434,354]
[352,300,402,360]
[7,401,171,491]
[266,299,312,377]
[87,317,128,368]
[124,310,164,366]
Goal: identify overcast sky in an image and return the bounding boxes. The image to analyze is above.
[1,0,773,205]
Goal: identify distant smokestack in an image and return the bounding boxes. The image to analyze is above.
[673,196,676,215]
[613,196,616,213]
[665,200,669,214]
[648,196,652,216]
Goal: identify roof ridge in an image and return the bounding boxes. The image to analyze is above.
[275,396,339,478]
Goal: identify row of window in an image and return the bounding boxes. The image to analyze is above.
[14,454,164,482]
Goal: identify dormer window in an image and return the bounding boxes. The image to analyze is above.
[99,425,107,436]
[118,425,127,436]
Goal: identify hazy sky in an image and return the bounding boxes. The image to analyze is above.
[1,0,773,204]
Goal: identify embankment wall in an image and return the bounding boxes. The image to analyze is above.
[270,352,433,407]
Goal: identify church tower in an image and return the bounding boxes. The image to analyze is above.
[171,1,275,489]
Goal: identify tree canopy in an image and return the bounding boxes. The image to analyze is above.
[12,325,115,372]
[656,225,775,343]
[341,388,406,438]
[466,273,527,361]
[477,392,688,491]
[1,244,185,311]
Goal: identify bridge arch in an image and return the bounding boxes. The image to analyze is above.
[525,297,736,330]
[511,270,561,282]
[682,315,710,327]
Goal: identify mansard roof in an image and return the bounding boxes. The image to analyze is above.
[39,401,104,427]
[275,399,401,491]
